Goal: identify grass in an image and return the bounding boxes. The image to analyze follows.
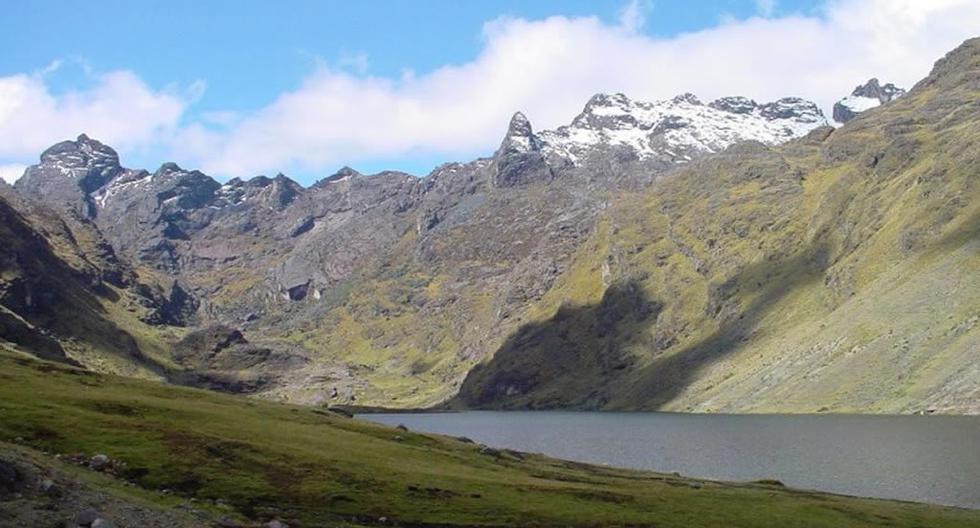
[1,351,979,527]
[451,73,980,413]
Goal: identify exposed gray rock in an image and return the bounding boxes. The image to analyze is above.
[73,507,101,526]
[288,216,315,237]
[833,78,906,123]
[89,454,110,471]
[490,112,553,187]
[15,134,123,218]
[39,478,60,497]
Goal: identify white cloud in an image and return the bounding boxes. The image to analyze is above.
[0,163,26,184]
[3,0,979,180]
[0,67,190,163]
[178,0,980,178]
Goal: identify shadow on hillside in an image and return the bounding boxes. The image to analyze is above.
[453,280,661,409]
[0,201,171,376]
[453,242,833,410]
[624,243,831,409]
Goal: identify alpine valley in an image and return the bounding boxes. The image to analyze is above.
[2,38,979,422]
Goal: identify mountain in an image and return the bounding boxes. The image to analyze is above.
[0,183,183,378]
[2,38,979,415]
[455,39,980,413]
[832,78,906,123]
[536,92,826,167]
[6,88,828,406]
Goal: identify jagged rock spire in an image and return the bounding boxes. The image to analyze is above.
[497,112,542,156]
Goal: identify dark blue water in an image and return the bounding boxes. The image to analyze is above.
[363,411,980,509]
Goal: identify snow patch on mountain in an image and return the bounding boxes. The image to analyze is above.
[833,78,906,124]
[93,171,152,209]
[529,92,827,165]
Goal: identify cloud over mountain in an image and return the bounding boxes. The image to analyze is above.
[1,0,979,179]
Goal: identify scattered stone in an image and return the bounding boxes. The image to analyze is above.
[92,519,117,528]
[378,517,388,524]
[216,515,241,527]
[478,445,501,457]
[454,436,475,444]
[266,521,290,528]
[73,507,101,526]
[503,449,525,460]
[89,454,110,471]
[395,424,409,432]
[393,435,404,442]
[39,478,61,497]
[0,458,19,492]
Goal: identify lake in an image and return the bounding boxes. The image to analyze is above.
[362,411,980,509]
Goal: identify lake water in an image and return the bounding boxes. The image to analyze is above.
[362,411,980,509]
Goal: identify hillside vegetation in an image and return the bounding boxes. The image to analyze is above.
[1,40,978,414]
[2,350,979,527]
[452,38,980,413]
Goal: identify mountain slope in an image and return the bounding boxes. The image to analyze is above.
[0,187,185,377]
[2,351,979,527]
[454,37,980,413]
[3,39,979,414]
[7,89,829,408]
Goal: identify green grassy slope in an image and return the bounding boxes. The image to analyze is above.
[453,38,980,413]
[1,351,978,527]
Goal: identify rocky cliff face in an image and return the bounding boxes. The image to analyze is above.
[0,185,177,376]
[3,39,979,414]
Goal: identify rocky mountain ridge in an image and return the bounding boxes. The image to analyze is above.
[536,92,826,166]
[2,38,978,414]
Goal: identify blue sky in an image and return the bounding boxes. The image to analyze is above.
[1,0,977,184]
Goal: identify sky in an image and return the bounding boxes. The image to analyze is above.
[1,0,979,185]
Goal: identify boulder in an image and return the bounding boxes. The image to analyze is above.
[216,516,242,528]
[73,507,101,526]
[0,458,19,493]
[39,478,61,497]
[89,454,110,471]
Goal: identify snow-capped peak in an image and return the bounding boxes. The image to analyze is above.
[833,78,906,124]
[530,91,827,165]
